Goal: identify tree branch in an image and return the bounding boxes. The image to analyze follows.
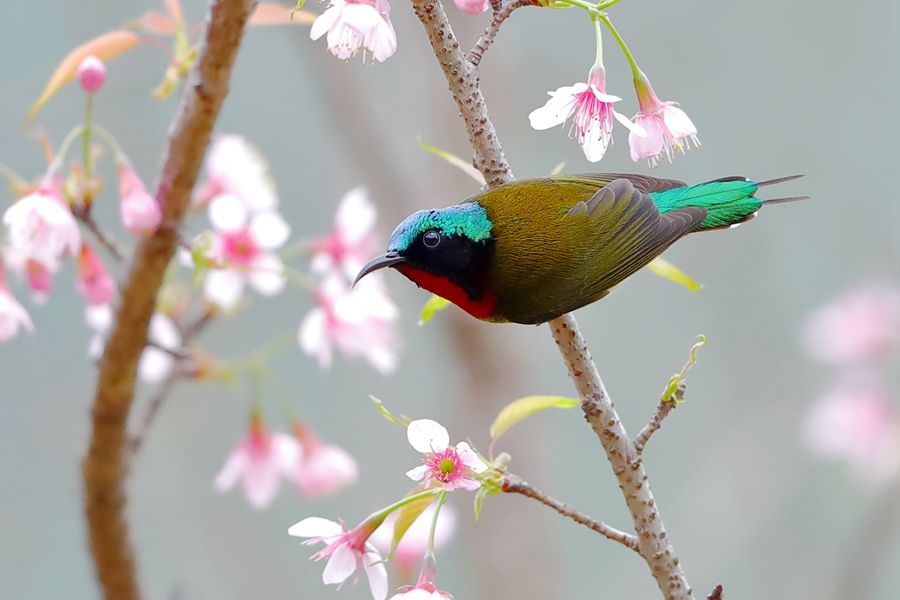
[80,2,254,598]
[633,383,685,455]
[467,0,536,69]
[413,2,694,597]
[412,0,514,188]
[75,207,126,263]
[502,474,638,550]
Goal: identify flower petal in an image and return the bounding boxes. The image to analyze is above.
[405,464,429,481]
[364,550,388,600]
[455,441,487,472]
[335,187,376,245]
[528,92,578,130]
[204,269,245,309]
[138,347,173,383]
[208,194,248,232]
[322,543,358,585]
[407,419,450,453]
[250,211,291,250]
[288,516,344,539]
[214,448,247,492]
[248,253,286,296]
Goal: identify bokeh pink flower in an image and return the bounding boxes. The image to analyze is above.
[0,265,34,342]
[804,283,900,364]
[215,415,301,509]
[118,160,162,237]
[371,503,456,577]
[76,244,115,305]
[311,187,380,281]
[454,0,489,14]
[195,135,277,211]
[293,421,359,500]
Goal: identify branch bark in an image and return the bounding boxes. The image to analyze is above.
[467,0,536,68]
[502,474,638,550]
[634,383,684,455]
[80,1,254,598]
[412,2,694,598]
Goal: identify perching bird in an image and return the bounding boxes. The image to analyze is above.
[354,173,805,324]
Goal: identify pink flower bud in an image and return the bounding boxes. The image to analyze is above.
[77,55,106,93]
[76,244,116,306]
[454,0,489,14]
[118,161,162,237]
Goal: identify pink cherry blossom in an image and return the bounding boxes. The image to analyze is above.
[197,194,290,309]
[310,0,397,64]
[289,516,388,600]
[3,187,81,300]
[405,419,486,491]
[76,244,115,305]
[215,415,302,509]
[299,274,399,373]
[312,187,380,281]
[454,0,489,14]
[0,265,34,342]
[195,135,277,211]
[804,283,900,364]
[118,160,162,237]
[293,421,359,499]
[77,55,106,92]
[371,503,456,576]
[804,381,900,482]
[85,304,182,383]
[529,66,637,163]
[628,73,699,167]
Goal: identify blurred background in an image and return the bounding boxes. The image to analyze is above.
[2,0,899,598]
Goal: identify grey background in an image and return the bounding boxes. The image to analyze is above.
[1,0,898,598]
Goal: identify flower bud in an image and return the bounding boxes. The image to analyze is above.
[77,55,106,92]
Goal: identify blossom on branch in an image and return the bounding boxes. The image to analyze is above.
[529,66,637,162]
[77,55,106,93]
[215,414,302,509]
[195,135,277,211]
[118,160,162,237]
[289,516,388,600]
[299,274,399,373]
[310,0,398,64]
[454,0,489,14]
[405,419,486,491]
[3,185,81,301]
[628,73,699,167]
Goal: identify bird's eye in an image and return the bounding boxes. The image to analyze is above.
[423,230,441,248]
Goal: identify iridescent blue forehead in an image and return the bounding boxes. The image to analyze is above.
[388,203,493,251]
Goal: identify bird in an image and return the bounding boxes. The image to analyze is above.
[354,173,805,325]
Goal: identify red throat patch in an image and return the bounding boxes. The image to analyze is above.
[396,265,496,321]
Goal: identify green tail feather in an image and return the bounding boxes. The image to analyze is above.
[651,178,764,231]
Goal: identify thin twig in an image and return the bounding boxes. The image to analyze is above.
[633,383,685,455]
[75,208,126,263]
[502,474,638,551]
[467,0,535,68]
[127,370,183,456]
[81,2,254,598]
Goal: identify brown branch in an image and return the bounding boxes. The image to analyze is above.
[707,584,723,600]
[467,0,536,69]
[502,474,638,550]
[633,383,685,455]
[412,0,514,188]
[412,1,695,598]
[80,2,255,598]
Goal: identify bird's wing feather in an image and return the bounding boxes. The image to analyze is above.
[554,173,688,194]
[566,178,706,301]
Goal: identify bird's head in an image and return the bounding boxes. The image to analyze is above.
[354,203,496,316]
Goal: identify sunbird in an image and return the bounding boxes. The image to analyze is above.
[355,173,805,324]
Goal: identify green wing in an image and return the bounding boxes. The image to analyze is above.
[551,173,688,194]
[565,178,706,303]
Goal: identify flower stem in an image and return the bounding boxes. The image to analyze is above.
[83,93,95,179]
[591,13,604,70]
[598,15,642,82]
[0,161,27,194]
[427,490,448,554]
[371,488,442,524]
[48,126,87,177]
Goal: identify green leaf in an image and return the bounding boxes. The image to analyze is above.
[370,396,412,428]
[659,335,707,403]
[390,492,435,557]
[474,487,488,520]
[550,161,566,175]
[418,294,451,325]
[490,395,579,441]
[645,257,702,292]
[417,140,486,186]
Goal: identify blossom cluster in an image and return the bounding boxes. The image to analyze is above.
[803,283,900,482]
[290,418,482,600]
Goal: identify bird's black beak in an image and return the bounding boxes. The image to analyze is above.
[353,251,406,287]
